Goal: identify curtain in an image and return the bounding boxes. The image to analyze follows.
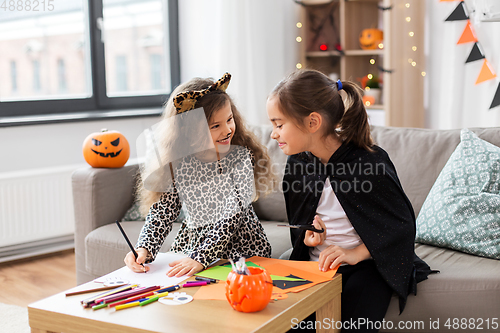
[426,0,500,129]
[178,0,300,125]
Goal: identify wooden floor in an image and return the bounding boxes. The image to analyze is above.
[0,250,76,307]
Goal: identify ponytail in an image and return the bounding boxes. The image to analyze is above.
[337,81,373,151]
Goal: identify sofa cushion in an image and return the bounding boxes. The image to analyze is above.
[371,126,500,217]
[416,129,500,259]
[382,244,500,332]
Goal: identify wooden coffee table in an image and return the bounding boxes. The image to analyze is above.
[29,274,341,333]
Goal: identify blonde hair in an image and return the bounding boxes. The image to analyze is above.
[137,77,275,216]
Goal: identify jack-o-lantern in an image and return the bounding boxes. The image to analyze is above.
[83,129,130,168]
[359,28,384,50]
[225,266,273,313]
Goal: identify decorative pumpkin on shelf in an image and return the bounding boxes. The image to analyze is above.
[225,266,273,313]
[359,28,384,50]
[82,129,130,168]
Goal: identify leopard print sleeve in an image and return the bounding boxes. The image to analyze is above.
[136,185,182,263]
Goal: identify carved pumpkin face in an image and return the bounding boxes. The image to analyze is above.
[359,29,384,50]
[225,267,273,313]
[82,129,130,168]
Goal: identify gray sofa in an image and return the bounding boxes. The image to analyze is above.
[72,125,500,332]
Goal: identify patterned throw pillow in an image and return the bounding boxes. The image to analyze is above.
[416,129,500,259]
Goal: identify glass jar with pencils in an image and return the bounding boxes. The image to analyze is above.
[225,266,273,313]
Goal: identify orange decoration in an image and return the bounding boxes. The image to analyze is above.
[82,129,130,168]
[225,267,273,313]
[363,95,376,106]
[457,21,477,44]
[476,59,497,85]
[359,29,384,50]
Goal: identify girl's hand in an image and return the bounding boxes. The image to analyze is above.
[318,243,371,271]
[303,215,326,247]
[167,258,204,277]
[124,248,150,273]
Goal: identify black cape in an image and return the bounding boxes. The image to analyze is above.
[283,142,433,313]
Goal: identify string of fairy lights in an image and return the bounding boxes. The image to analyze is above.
[294,1,426,77]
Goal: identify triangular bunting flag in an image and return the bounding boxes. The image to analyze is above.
[476,59,497,85]
[466,43,485,63]
[490,82,500,109]
[457,21,477,44]
[445,1,469,21]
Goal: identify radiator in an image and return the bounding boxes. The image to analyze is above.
[0,166,77,261]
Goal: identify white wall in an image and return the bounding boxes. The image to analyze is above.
[0,116,162,174]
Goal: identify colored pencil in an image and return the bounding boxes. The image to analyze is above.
[99,286,161,304]
[182,281,207,287]
[81,284,135,306]
[115,301,141,310]
[195,276,217,283]
[66,284,127,297]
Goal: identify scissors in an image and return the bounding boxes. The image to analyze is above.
[278,224,325,233]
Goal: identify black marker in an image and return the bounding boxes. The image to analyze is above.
[115,220,146,272]
[195,276,218,283]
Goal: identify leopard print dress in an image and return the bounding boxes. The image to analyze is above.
[136,146,272,268]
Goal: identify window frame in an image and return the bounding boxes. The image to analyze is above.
[0,0,180,120]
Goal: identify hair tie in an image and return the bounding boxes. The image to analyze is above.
[336,79,343,91]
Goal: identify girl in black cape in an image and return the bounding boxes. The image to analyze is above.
[267,69,434,332]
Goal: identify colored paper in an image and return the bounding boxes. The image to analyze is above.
[196,262,306,282]
[490,82,500,110]
[476,59,497,85]
[193,281,227,300]
[457,21,477,44]
[247,256,339,279]
[260,262,333,293]
[272,275,313,290]
[445,1,469,21]
[466,43,484,63]
[195,265,232,281]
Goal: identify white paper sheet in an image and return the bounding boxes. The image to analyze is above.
[93,252,190,287]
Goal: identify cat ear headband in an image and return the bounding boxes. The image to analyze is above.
[173,73,232,114]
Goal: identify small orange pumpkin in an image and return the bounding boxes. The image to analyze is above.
[359,28,384,50]
[225,266,273,313]
[82,129,130,168]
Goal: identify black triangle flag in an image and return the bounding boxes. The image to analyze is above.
[445,1,469,21]
[490,82,500,110]
[466,43,485,63]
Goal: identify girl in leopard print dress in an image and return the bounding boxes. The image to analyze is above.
[124,73,274,276]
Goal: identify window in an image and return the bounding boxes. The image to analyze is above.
[57,59,67,93]
[0,0,179,120]
[10,60,17,92]
[32,60,41,92]
[150,54,162,90]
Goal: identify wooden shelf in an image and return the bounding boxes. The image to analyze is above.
[344,49,384,56]
[306,50,343,57]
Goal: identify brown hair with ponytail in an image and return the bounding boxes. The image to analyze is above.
[269,69,373,151]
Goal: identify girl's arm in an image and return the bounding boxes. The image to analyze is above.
[136,187,182,263]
